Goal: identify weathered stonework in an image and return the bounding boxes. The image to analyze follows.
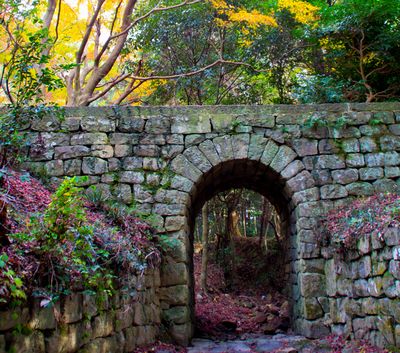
[21,103,400,348]
[323,228,400,347]
[0,269,160,353]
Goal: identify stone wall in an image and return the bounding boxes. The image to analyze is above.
[21,102,400,347]
[0,269,160,353]
[323,228,400,348]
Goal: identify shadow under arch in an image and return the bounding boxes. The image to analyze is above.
[186,158,295,337]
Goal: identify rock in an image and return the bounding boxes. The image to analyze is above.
[262,315,283,334]
[320,184,348,199]
[359,167,384,181]
[331,169,358,184]
[82,157,108,175]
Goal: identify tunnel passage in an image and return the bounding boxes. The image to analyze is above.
[187,159,294,336]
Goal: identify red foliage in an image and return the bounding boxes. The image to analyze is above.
[193,251,289,339]
[325,334,389,353]
[2,170,51,213]
[323,193,400,248]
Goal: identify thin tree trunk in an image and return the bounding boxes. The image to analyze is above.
[0,177,9,246]
[259,197,269,245]
[200,202,209,292]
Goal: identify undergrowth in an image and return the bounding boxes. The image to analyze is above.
[322,193,400,250]
[0,172,161,306]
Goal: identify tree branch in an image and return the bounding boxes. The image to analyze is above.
[129,59,268,81]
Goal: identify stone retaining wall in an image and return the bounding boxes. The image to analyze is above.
[20,102,400,347]
[0,269,160,353]
[323,228,400,348]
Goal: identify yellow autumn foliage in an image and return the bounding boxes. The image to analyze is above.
[210,0,277,28]
[277,0,319,24]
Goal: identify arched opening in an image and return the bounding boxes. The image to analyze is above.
[187,159,295,339]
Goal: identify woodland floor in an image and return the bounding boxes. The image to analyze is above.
[133,238,389,352]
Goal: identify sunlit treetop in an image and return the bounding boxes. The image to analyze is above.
[210,0,277,28]
[277,0,319,24]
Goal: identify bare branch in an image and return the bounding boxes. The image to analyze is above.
[87,73,131,104]
[112,0,203,41]
[129,59,268,81]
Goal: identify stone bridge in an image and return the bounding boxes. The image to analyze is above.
[26,103,400,346]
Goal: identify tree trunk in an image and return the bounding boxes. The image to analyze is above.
[200,202,209,292]
[259,197,269,245]
[0,176,9,246]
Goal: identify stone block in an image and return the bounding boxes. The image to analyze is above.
[163,306,190,325]
[299,273,325,297]
[169,322,193,346]
[183,146,212,173]
[91,145,113,158]
[360,136,378,153]
[380,135,400,151]
[109,133,139,145]
[376,316,395,346]
[161,263,188,287]
[64,159,82,176]
[303,155,345,170]
[45,160,64,176]
[122,156,143,170]
[198,139,220,166]
[303,298,324,320]
[139,134,166,145]
[346,182,374,196]
[184,134,205,147]
[145,117,171,134]
[171,115,211,134]
[112,184,132,204]
[8,331,45,353]
[133,185,153,203]
[281,160,305,180]
[346,153,365,167]
[170,175,194,193]
[92,312,115,339]
[389,260,400,279]
[71,133,108,145]
[260,140,279,165]
[0,307,29,331]
[153,203,186,216]
[82,157,108,175]
[384,227,400,246]
[321,184,348,199]
[359,167,384,181]
[61,116,81,131]
[114,145,131,158]
[30,300,58,330]
[248,135,268,160]
[318,139,339,154]
[134,145,160,157]
[270,145,297,173]
[293,139,318,157]
[292,187,320,205]
[159,285,189,306]
[62,293,83,324]
[81,116,115,132]
[143,157,160,171]
[286,171,315,193]
[231,134,250,159]
[213,135,234,161]
[299,319,330,339]
[165,216,186,232]
[331,169,358,184]
[170,155,202,183]
[118,117,145,132]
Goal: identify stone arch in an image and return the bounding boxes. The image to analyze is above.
[161,134,327,344]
